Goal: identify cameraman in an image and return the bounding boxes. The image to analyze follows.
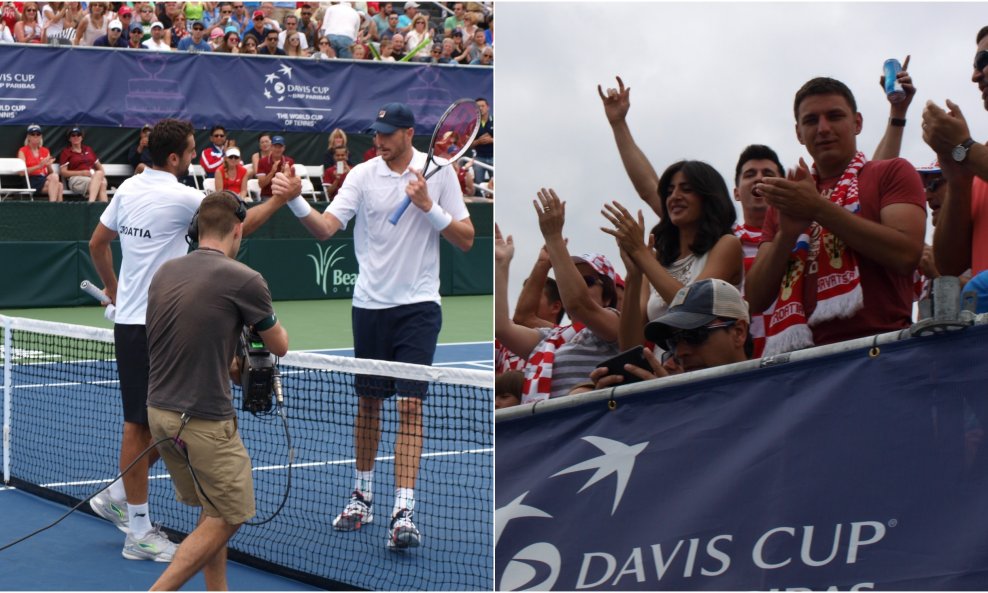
[145,192,288,591]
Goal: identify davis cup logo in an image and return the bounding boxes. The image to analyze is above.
[496,436,649,590]
[263,63,294,102]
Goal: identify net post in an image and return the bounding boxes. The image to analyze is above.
[3,315,12,484]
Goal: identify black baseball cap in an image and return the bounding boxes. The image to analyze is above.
[368,102,415,134]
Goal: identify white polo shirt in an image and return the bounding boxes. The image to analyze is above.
[327,148,469,309]
[99,168,204,325]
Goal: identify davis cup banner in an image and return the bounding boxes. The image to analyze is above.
[0,45,491,134]
[495,324,988,590]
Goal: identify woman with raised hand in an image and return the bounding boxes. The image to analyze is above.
[601,160,742,350]
[17,124,62,202]
[495,188,621,402]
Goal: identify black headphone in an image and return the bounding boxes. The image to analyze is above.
[186,190,248,245]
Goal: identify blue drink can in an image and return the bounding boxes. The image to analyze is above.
[884,58,906,103]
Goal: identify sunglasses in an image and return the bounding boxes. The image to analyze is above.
[662,320,737,352]
[976,50,988,72]
[582,275,601,288]
[69,132,82,137]
[110,27,121,31]
[212,133,226,137]
[227,155,240,159]
[28,131,41,136]
[924,177,946,192]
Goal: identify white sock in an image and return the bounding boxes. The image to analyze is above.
[128,503,152,538]
[393,488,415,516]
[108,478,126,502]
[354,470,374,501]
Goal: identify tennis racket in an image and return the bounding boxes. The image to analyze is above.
[81,280,116,321]
[387,98,482,225]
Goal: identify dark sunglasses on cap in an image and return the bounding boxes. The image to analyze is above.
[662,320,737,353]
[976,50,988,72]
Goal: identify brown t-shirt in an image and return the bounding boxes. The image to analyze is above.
[146,249,274,420]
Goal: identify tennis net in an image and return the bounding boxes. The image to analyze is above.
[1,315,493,591]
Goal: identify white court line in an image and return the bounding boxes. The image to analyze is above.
[39,447,493,489]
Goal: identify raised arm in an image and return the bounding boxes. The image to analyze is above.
[923,99,984,275]
[597,76,662,214]
[537,188,620,343]
[405,168,474,252]
[512,243,557,329]
[873,55,914,161]
[494,223,544,359]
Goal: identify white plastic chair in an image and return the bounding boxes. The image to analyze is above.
[0,158,36,201]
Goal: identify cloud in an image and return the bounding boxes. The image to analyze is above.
[496,2,987,309]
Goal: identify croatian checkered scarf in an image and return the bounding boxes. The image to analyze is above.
[735,223,767,357]
[763,152,865,356]
[520,323,582,404]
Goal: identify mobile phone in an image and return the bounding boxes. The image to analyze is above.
[596,346,651,385]
[336,161,344,175]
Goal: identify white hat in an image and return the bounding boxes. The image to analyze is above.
[109,19,123,31]
[225,147,241,158]
[150,21,164,29]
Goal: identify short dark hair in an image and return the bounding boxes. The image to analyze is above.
[210,125,226,136]
[977,26,988,43]
[734,144,785,186]
[475,97,489,105]
[542,277,566,324]
[652,160,736,267]
[149,119,193,167]
[197,192,243,239]
[793,77,857,120]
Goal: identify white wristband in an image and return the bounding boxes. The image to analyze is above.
[425,203,453,231]
[287,196,312,218]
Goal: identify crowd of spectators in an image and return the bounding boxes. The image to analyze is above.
[496,37,988,411]
[0,2,492,66]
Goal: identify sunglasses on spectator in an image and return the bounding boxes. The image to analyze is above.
[212,133,226,137]
[227,155,240,160]
[662,320,737,353]
[974,50,988,72]
[25,8,37,12]
[110,27,121,32]
[193,25,204,30]
[28,131,41,136]
[924,177,946,192]
[582,275,602,288]
[70,132,82,137]
[319,40,329,45]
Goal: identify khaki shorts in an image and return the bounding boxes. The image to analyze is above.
[148,407,255,525]
[66,175,92,194]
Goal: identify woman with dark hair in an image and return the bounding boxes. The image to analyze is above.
[603,159,742,349]
[495,188,621,402]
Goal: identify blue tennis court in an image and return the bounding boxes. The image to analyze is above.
[2,332,494,591]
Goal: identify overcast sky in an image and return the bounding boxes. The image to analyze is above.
[495,2,988,309]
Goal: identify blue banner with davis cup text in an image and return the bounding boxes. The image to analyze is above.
[495,324,988,590]
[0,45,492,134]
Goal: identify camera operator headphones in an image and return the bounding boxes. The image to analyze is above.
[186,190,248,245]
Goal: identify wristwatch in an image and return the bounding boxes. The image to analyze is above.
[952,138,976,163]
